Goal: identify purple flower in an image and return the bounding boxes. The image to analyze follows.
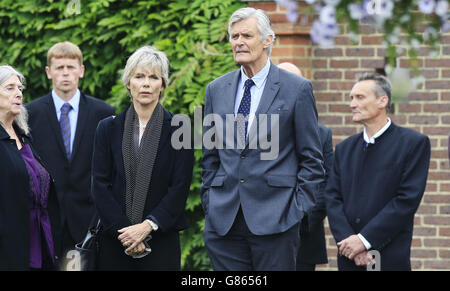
[418,0,436,14]
[275,0,299,23]
[435,0,449,17]
[324,0,341,6]
[348,3,366,20]
[305,0,316,4]
[320,5,337,24]
[442,20,450,32]
[310,19,340,47]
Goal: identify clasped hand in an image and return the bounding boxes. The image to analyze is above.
[337,235,375,267]
[118,222,152,256]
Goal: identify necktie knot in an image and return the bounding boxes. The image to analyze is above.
[61,103,72,115]
[244,79,255,90]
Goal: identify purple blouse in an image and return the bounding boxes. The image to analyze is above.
[19,144,55,269]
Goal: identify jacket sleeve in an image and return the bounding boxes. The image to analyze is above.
[91,118,131,238]
[294,80,326,215]
[200,84,220,215]
[325,145,356,243]
[360,135,430,251]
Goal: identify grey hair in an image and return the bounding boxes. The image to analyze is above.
[228,7,276,56]
[0,65,29,135]
[357,72,392,112]
[121,46,170,94]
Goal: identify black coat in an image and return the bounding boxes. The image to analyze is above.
[26,92,115,243]
[326,122,430,271]
[91,106,194,270]
[297,123,333,265]
[0,124,61,270]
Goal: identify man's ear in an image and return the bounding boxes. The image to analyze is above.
[80,65,85,78]
[263,35,273,49]
[378,95,388,110]
[45,66,52,80]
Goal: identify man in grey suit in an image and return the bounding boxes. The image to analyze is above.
[201,7,325,271]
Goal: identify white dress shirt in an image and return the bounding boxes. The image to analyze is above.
[52,89,80,154]
[234,58,271,135]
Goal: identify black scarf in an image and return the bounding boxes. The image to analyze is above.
[122,103,164,224]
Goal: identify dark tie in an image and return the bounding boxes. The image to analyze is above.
[60,103,72,159]
[237,79,255,141]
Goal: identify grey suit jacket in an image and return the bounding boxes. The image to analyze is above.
[201,62,325,236]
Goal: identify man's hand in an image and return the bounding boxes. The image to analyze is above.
[337,234,366,260]
[118,222,152,253]
[354,251,376,267]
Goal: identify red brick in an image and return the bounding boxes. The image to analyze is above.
[444,46,450,55]
[440,228,450,236]
[346,48,375,57]
[439,250,450,258]
[361,36,383,45]
[278,35,310,45]
[400,58,423,68]
[314,71,342,79]
[440,206,450,215]
[398,103,421,112]
[311,81,327,91]
[426,81,450,90]
[413,227,437,236]
[248,2,277,12]
[319,116,343,125]
[361,59,384,68]
[315,92,342,102]
[314,48,343,57]
[424,104,450,113]
[312,59,327,68]
[424,261,450,270]
[442,70,450,78]
[423,126,450,135]
[424,195,450,204]
[425,59,450,67]
[330,59,359,68]
[407,92,438,101]
[329,127,358,136]
[411,249,437,258]
[329,81,354,91]
[409,115,438,124]
[424,217,450,226]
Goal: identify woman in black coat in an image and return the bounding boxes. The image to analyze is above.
[91,46,194,270]
[0,65,61,270]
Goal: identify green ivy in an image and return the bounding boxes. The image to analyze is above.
[0,0,245,270]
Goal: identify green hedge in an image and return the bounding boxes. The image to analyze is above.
[0,0,245,270]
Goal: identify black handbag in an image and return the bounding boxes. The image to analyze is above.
[75,219,101,271]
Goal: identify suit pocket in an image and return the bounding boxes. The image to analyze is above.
[267,175,297,188]
[211,175,225,187]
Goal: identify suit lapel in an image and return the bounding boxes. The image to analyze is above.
[71,93,90,161]
[44,94,68,160]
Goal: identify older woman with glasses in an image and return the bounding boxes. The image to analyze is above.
[91,46,194,270]
[0,65,61,270]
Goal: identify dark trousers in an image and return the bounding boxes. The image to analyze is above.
[204,207,300,271]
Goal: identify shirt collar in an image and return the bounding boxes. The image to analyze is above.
[52,89,80,113]
[363,117,392,144]
[240,58,271,89]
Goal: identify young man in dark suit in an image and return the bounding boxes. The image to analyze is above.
[26,41,115,265]
[325,73,430,271]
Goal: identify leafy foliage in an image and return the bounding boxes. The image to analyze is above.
[0,0,245,270]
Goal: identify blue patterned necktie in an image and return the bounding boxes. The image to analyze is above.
[60,103,72,159]
[237,79,255,141]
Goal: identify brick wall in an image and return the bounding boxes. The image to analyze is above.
[246,0,450,270]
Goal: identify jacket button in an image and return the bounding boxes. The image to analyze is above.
[356,218,361,224]
[240,179,245,183]
[240,155,246,159]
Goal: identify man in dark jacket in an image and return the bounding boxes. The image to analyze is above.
[325,73,430,271]
[277,62,331,271]
[26,42,115,265]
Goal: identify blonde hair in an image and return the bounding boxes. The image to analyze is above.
[121,46,170,92]
[47,41,83,66]
[0,65,29,134]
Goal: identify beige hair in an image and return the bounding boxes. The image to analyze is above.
[121,45,170,94]
[0,65,29,134]
[47,41,83,66]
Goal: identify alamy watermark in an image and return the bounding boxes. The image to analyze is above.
[66,0,81,15]
[170,106,280,160]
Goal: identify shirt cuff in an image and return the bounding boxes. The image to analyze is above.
[358,233,371,250]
